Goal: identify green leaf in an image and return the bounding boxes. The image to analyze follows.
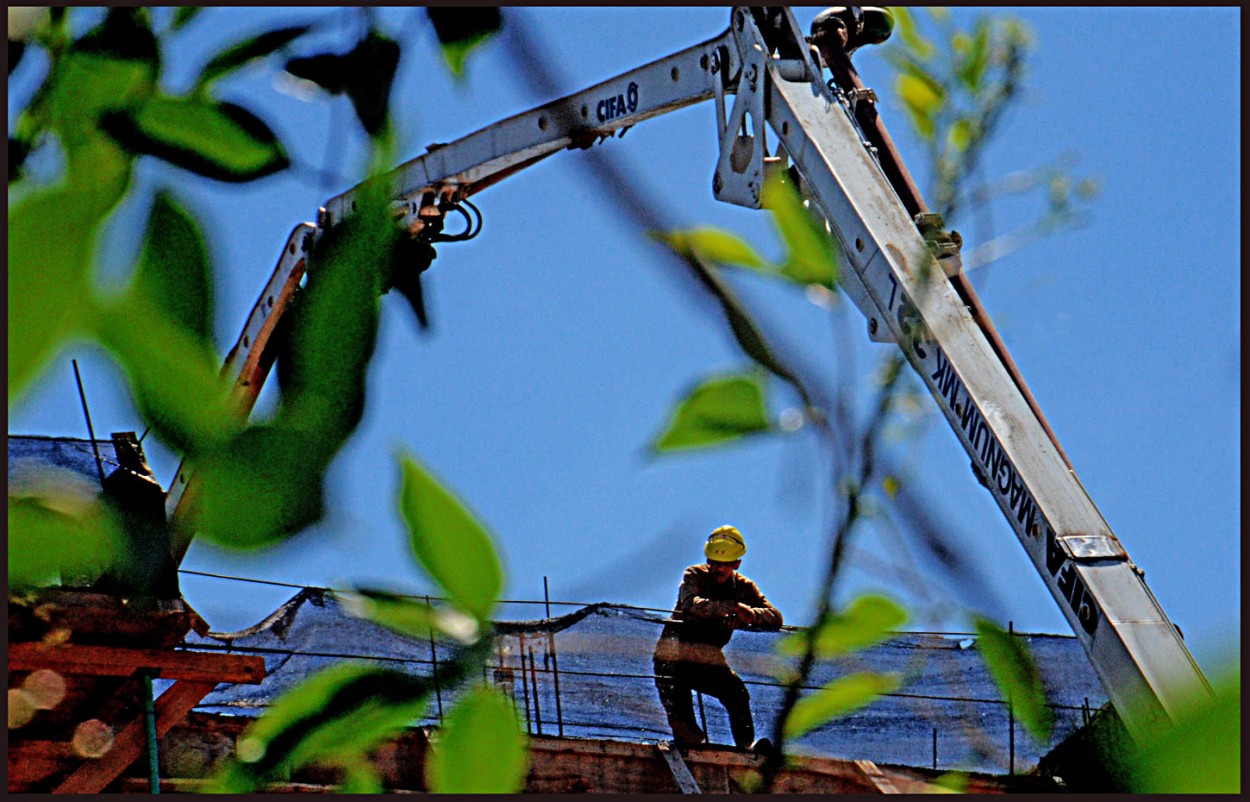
[194,25,311,91]
[398,453,504,622]
[426,8,502,78]
[339,589,482,644]
[171,7,201,32]
[1130,669,1240,793]
[285,31,400,138]
[215,663,435,792]
[651,227,769,272]
[957,19,991,92]
[133,189,214,343]
[8,135,132,403]
[972,617,1053,742]
[889,7,934,61]
[947,117,975,153]
[777,594,907,659]
[92,296,241,460]
[102,96,288,182]
[7,494,128,590]
[897,71,945,117]
[762,172,837,287]
[277,185,393,443]
[72,8,159,73]
[426,685,528,793]
[653,374,772,453]
[785,673,899,740]
[189,424,328,550]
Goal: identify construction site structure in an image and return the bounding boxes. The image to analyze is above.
[9,5,1211,793]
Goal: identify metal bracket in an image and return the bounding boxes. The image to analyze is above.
[713,41,767,208]
[1056,534,1128,562]
[845,87,877,114]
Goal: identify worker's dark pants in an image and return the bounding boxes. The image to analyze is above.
[653,649,754,748]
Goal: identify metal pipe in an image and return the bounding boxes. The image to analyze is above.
[426,596,443,724]
[544,577,565,736]
[518,634,532,734]
[697,691,708,741]
[528,645,543,736]
[143,672,160,794]
[1009,621,1015,775]
[72,360,107,490]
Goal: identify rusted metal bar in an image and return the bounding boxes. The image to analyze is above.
[697,691,708,741]
[528,645,543,736]
[809,23,1075,473]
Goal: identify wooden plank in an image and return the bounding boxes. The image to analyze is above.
[9,643,266,684]
[656,741,702,794]
[54,680,217,794]
[855,759,903,794]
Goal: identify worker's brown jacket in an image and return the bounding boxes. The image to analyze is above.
[654,563,782,663]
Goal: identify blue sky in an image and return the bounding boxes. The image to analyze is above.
[9,8,1239,676]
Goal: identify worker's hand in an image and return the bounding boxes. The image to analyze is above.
[734,603,757,627]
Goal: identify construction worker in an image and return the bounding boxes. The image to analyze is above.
[653,525,782,750]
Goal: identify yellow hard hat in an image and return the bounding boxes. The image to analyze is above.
[705,525,746,562]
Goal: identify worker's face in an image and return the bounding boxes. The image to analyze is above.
[707,559,741,583]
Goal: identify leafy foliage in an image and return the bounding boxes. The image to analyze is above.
[652,373,772,453]
[426,8,503,78]
[778,594,907,659]
[784,672,901,739]
[285,30,401,138]
[425,686,529,793]
[398,453,504,623]
[972,617,1052,742]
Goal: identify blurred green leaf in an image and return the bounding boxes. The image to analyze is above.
[194,24,311,91]
[285,31,400,137]
[762,172,837,287]
[8,135,132,403]
[92,295,241,459]
[958,19,991,91]
[653,373,772,453]
[1130,670,1240,793]
[398,453,504,622]
[946,117,975,153]
[651,227,769,272]
[339,760,384,793]
[171,7,201,32]
[214,663,435,792]
[189,424,328,550]
[277,188,393,443]
[45,53,154,157]
[426,8,502,77]
[972,617,1053,742]
[7,494,127,590]
[72,8,159,73]
[889,7,934,61]
[133,189,214,343]
[933,772,968,793]
[785,673,900,739]
[339,589,482,644]
[426,685,528,793]
[101,96,289,182]
[777,594,907,659]
[896,72,944,141]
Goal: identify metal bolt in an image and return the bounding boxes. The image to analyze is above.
[868,318,878,335]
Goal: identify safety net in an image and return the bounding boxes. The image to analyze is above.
[182,588,1107,774]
